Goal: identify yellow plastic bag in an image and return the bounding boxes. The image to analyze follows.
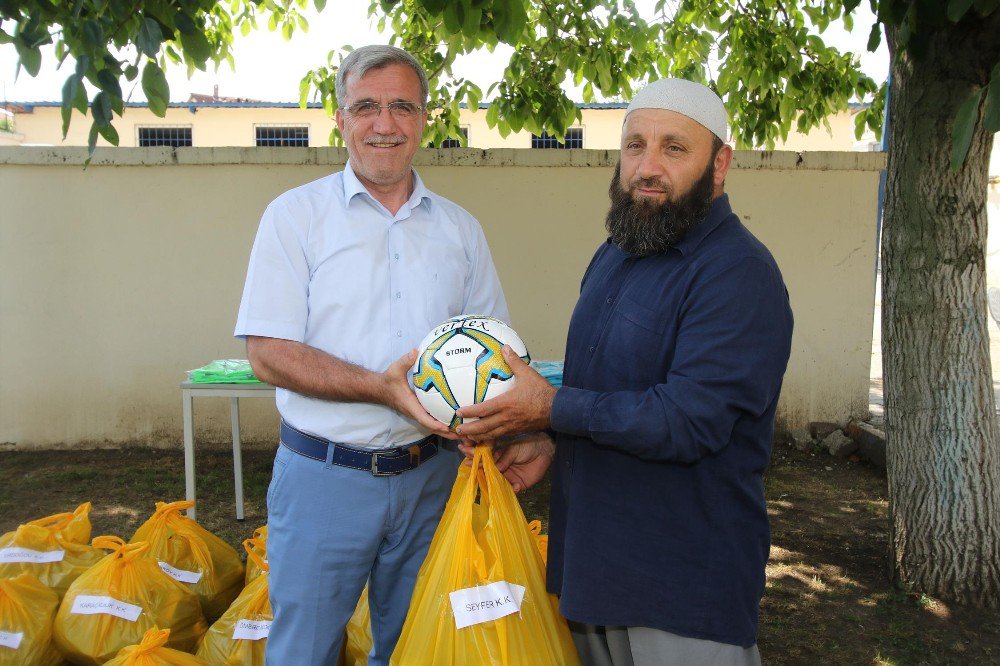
[131,501,245,622]
[243,525,267,586]
[104,628,210,665]
[53,536,207,666]
[0,503,105,598]
[195,537,271,666]
[342,586,372,666]
[391,447,579,665]
[527,521,549,564]
[0,574,62,666]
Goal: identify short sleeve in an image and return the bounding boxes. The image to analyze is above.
[233,199,310,342]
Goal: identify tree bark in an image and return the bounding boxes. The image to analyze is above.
[883,12,1000,606]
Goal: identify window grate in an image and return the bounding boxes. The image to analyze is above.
[138,127,192,147]
[531,128,583,149]
[255,126,309,147]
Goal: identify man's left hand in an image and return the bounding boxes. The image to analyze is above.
[455,345,556,441]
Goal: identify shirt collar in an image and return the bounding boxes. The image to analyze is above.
[672,193,733,256]
[343,160,433,213]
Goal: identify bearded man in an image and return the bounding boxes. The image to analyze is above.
[456,79,794,665]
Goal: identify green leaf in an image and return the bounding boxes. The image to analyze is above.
[299,74,312,107]
[72,78,89,114]
[461,1,480,37]
[96,69,122,100]
[443,1,463,33]
[61,74,79,137]
[142,61,170,116]
[427,0,450,11]
[951,88,983,170]
[984,65,1000,132]
[175,12,197,35]
[466,83,481,110]
[75,55,90,78]
[866,23,881,51]
[92,91,112,127]
[0,29,13,45]
[87,122,99,156]
[494,0,528,43]
[17,44,42,77]
[179,29,212,63]
[137,17,163,58]
[82,20,103,48]
[98,122,120,146]
[947,0,977,20]
[485,102,499,127]
[315,0,327,10]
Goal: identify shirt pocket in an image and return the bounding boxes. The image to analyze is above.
[618,295,666,334]
[604,296,669,387]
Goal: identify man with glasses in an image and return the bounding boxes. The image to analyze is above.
[234,45,508,665]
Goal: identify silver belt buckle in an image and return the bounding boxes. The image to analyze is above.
[370,451,398,476]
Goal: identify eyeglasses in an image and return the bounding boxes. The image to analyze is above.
[345,101,424,119]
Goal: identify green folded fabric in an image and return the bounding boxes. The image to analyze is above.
[188,359,263,384]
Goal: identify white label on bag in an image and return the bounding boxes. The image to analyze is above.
[449,581,527,629]
[158,561,203,584]
[0,631,24,650]
[233,619,271,640]
[0,547,65,564]
[70,595,143,622]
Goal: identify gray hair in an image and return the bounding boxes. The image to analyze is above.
[335,45,429,107]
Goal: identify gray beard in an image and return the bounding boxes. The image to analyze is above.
[605,160,716,256]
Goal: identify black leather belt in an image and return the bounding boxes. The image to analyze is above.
[279,420,439,476]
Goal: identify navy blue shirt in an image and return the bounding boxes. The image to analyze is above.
[547,194,793,647]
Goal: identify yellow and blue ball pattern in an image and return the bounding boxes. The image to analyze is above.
[411,315,530,429]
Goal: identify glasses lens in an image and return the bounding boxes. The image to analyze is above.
[389,102,418,118]
[350,102,380,117]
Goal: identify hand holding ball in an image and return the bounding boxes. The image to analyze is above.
[411,315,530,430]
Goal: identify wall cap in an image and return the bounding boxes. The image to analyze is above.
[0,146,887,171]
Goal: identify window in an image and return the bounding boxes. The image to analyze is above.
[255,125,310,147]
[531,128,583,149]
[427,127,469,148]
[137,126,192,147]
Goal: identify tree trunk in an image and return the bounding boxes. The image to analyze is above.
[882,12,1000,606]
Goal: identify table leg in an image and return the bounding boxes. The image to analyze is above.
[231,397,245,521]
[182,389,197,521]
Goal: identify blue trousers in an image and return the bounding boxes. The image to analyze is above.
[264,441,460,665]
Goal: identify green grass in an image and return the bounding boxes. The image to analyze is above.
[2,444,999,664]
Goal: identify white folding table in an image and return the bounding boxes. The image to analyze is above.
[180,380,276,521]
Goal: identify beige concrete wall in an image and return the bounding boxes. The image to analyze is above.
[6,104,864,151]
[774,108,878,152]
[0,147,883,449]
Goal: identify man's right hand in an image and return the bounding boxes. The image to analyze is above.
[380,349,457,439]
[458,432,555,492]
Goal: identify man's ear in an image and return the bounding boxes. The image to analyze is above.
[713,143,734,188]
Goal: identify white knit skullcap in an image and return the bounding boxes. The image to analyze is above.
[626,78,728,142]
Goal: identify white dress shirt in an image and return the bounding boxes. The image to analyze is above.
[235,162,509,449]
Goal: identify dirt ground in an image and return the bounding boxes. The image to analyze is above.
[2,442,999,664]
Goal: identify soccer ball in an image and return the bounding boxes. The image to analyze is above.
[411,315,530,429]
